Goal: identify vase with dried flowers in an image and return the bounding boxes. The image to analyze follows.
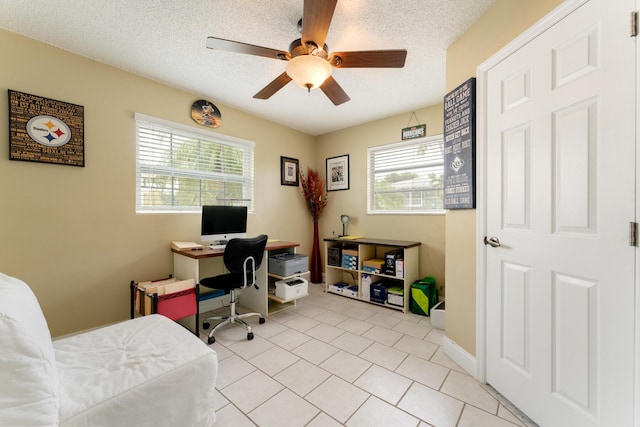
[299,167,328,283]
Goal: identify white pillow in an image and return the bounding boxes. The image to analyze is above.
[0,273,60,426]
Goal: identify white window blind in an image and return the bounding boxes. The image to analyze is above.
[367,135,445,214]
[135,113,255,213]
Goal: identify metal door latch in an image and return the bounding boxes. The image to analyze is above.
[484,236,501,248]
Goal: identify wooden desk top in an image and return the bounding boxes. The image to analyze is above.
[172,240,300,259]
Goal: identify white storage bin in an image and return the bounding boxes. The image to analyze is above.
[430,300,445,330]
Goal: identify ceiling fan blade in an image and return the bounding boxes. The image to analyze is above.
[253,72,293,99]
[330,50,407,68]
[302,0,338,48]
[320,76,350,106]
[206,37,289,60]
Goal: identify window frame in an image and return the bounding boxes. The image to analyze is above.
[367,134,445,215]
[135,113,255,214]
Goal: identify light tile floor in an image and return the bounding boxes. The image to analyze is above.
[201,284,530,427]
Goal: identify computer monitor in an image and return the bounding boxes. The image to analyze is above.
[200,205,248,245]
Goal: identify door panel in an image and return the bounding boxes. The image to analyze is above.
[484,1,636,425]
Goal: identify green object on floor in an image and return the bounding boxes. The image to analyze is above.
[410,276,438,316]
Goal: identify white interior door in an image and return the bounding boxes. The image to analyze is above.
[484,1,636,426]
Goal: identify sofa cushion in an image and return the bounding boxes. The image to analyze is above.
[54,314,217,426]
[0,273,60,426]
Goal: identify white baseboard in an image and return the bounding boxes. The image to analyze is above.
[442,335,479,381]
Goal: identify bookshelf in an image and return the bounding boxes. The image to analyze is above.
[323,237,421,313]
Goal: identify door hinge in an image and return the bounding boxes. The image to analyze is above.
[630,222,638,246]
[631,11,638,37]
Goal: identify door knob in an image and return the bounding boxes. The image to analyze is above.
[484,236,501,248]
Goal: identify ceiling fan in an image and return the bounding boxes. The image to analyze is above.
[205,0,407,105]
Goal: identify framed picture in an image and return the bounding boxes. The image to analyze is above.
[280,156,299,186]
[326,154,349,191]
[8,90,85,167]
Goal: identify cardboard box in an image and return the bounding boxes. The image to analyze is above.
[363,258,384,274]
[384,249,403,276]
[387,286,404,306]
[363,258,385,269]
[370,284,388,304]
[341,254,358,270]
[329,282,349,293]
[269,253,308,277]
[344,285,358,297]
[275,277,308,300]
[395,259,405,278]
[361,274,381,300]
[327,246,342,266]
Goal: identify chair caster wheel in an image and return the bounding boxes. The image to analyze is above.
[203,322,210,330]
[247,332,254,340]
[207,336,216,344]
[259,317,265,324]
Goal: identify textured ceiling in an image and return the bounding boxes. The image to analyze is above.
[0,0,495,136]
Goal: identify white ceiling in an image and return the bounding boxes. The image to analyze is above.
[0,0,495,136]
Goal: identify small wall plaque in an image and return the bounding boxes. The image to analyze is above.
[402,124,426,140]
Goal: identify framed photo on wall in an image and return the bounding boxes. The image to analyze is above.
[280,156,299,186]
[326,154,349,191]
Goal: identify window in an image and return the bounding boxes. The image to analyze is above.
[367,135,444,214]
[135,113,254,213]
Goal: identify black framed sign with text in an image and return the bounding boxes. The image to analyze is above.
[443,78,476,209]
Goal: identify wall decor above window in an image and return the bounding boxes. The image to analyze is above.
[191,99,222,128]
[8,90,84,167]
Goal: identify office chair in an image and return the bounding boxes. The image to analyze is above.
[200,234,268,344]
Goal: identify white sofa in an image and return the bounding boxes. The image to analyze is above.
[0,273,218,427]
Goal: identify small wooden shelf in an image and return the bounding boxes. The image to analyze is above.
[266,251,309,314]
[268,271,310,281]
[267,292,309,305]
[324,237,421,313]
[267,298,297,315]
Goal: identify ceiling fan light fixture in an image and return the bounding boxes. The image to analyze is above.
[286,55,332,92]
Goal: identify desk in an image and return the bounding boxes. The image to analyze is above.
[172,240,303,317]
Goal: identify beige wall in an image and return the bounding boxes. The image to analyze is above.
[1,0,564,343]
[444,0,564,356]
[317,105,446,289]
[0,29,317,337]
[0,28,446,338]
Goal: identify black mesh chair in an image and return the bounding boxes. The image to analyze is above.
[200,234,268,344]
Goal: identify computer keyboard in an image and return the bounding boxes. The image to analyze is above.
[209,244,226,250]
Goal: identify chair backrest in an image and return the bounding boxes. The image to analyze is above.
[223,234,268,287]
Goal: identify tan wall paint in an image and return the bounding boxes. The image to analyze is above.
[444,0,564,355]
[0,0,563,342]
[0,29,317,337]
[316,105,446,291]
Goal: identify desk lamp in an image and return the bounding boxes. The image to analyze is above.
[340,214,350,237]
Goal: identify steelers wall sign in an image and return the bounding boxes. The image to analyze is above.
[9,90,84,167]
